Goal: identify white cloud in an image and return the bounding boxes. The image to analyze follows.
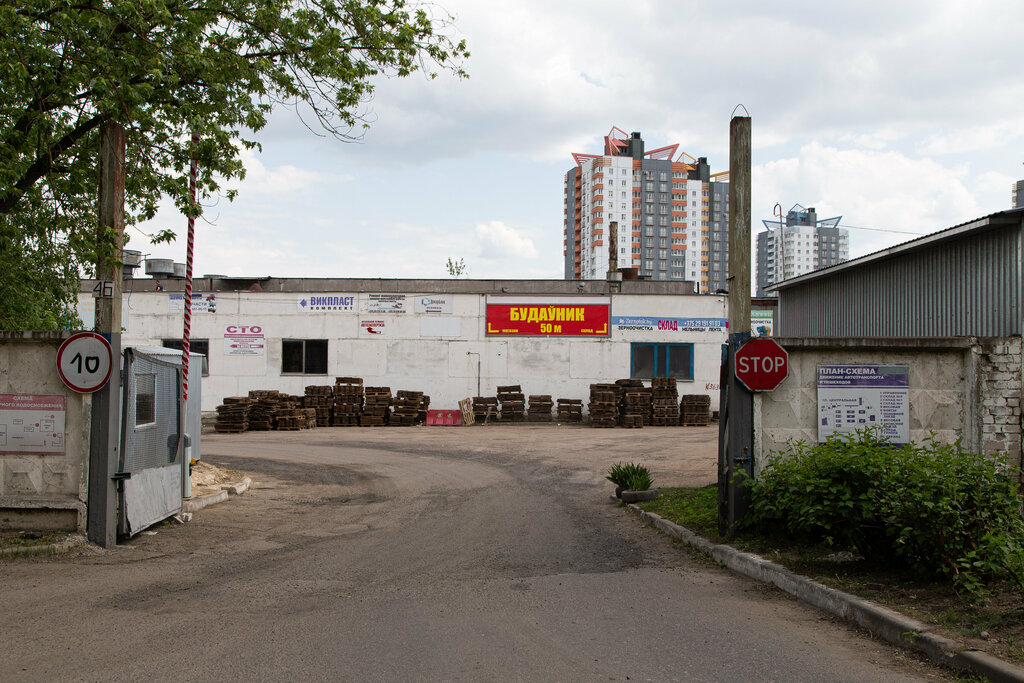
[475,221,538,260]
[225,148,349,195]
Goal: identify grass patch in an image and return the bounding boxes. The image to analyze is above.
[0,531,61,549]
[635,485,1024,664]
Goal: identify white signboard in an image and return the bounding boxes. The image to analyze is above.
[413,295,453,314]
[817,364,910,445]
[296,294,355,312]
[420,317,461,337]
[0,394,66,455]
[224,324,265,356]
[56,332,113,393]
[365,294,407,314]
[168,293,218,313]
[359,320,386,336]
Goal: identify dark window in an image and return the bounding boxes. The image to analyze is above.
[630,343,693,380]
[282,339,328,374]
[162,339,209,376]
[135,373,156,426]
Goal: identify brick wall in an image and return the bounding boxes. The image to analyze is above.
[978,337,1023,461]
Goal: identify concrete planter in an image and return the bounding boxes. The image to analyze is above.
[619,489,658,503]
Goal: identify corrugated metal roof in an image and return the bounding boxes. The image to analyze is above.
[768,207,1024,291]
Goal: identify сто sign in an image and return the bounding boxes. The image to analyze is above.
[734,337,789,392]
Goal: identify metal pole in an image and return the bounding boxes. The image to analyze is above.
[719,114,753,534]
[88,121,125,547]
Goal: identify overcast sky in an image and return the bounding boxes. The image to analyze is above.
[137,0,1024,282]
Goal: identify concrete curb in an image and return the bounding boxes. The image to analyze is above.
[623,502,1024,682]
[0,533,87,558]
[223,477,252,496]
[182,490,229,513]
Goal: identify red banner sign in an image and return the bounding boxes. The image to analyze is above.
[486,302,610,336]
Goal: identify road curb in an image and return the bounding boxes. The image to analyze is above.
[0,533,87,559]
[623,502,1024,682]
[183,490,229,513]
[223,477,251,496]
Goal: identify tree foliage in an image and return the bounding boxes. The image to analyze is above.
[0,0,468,329]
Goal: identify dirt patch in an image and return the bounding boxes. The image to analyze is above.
[189,460,247,497]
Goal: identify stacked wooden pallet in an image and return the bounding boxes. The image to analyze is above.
[651,376,680,426]
[497,385,526,422]
[588,383,620,428]
[418,394,431,424]
[275,406,315,430]
[361,386,392,426]
[617,379,650,427]
[246,390,281,430]
[303,385,334,427]
[681,394,711,426]
[472,396,498,422]
[527,395,554,422]
[214,397,251,432]
[332,377,363,426]
[391,390,423,426]
[556,398,583,423]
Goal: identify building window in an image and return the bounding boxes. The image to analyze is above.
[162,338,210,376]
[630,343,693,380]
[282,339,328,374]
[135,373,156,426]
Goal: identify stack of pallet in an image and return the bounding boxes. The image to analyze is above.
[275,406,314,430]
[617,379,649,427]
[247,390,282,430]
[214,397,250,432]
[497,385,526,422]
[681,394,711,426]
[391,390,422,426]
[303,385,334,427]
[556,398,583,423]
[472,396,498,422]
[651,377,680,426]
[527,395,553,422]
[332,377,363,426]
[418,394,431,423]
[588,383,619,428]
[361,386,392,426]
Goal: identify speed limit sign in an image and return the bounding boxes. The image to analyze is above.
[56,332,113,393]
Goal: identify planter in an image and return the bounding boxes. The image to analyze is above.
[614,485,625,499]
[619,488,658,503]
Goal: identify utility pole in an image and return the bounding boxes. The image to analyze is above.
[718,113,753,535]
[88,121,125,547]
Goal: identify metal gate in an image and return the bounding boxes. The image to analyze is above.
[118,347,183,536]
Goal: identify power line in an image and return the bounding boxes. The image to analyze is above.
[839,223,926,236]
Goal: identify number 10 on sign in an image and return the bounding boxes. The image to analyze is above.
[56,332,113,393]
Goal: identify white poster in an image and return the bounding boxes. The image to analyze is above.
[364,294,407,314]
[296,294,355,313]
[420,317,461,337]
[168,293,218,313]
[224,324,265,356]
[360,320,386,336]
[413,295,453,314]
[817,364,909,445]
[0,394,66,455]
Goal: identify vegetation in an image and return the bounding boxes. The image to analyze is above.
[445,257,467,277]
[0,0,469,329]
[741,431,1024,597]
[606,462,655,492]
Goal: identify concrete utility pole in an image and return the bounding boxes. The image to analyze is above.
[718,113,753,535]
[88,121,126,547]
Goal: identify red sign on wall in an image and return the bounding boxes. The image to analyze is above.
[486,299,610,336]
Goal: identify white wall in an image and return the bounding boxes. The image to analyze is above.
[92,289,728,412]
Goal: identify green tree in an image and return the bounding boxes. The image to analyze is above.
[0,0,468,329]
[445,256,466,277]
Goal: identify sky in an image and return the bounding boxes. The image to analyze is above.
[137,0,1024,283]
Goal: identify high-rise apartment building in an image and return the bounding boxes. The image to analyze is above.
[563,127,729,292]
[1013,179,1023,209]
[756,204,848,296]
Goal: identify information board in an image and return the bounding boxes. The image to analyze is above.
[817,364,909,445]
[486,297,610,337]
[0,394,66,455]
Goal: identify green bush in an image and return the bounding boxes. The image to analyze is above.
[606,462,649,488]
[743,430,1024,596]
[625,467,654,491]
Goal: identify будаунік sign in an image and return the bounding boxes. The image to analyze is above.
[485,297,609,336]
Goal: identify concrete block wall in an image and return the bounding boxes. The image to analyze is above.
[977,337,1023,460]
[0,332,90,532]
[753,337,1023,473]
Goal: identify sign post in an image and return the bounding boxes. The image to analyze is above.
[734,338,789,392]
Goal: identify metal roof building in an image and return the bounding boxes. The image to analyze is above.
[769,208,1024,338]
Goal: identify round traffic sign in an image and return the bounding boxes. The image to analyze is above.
[734,337,789,392]
[56,332,113,393]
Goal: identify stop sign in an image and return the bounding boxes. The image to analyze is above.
[734,338,789,392]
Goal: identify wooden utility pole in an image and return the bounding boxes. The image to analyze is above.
[88,121,125,547]
[718,114,753,534]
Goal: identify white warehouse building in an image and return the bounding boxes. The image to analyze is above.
[78,277,728,413]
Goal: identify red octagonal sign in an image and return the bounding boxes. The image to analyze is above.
[735,337,789,392]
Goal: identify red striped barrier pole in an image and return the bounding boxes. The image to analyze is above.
[182,132,199,401]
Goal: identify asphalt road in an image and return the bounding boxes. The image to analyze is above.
[1,425,951,681]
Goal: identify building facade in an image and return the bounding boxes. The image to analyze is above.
[79,277,728,413]
[1013,179,1023,209]
[564,127,729,292]
[756,204,848,296]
